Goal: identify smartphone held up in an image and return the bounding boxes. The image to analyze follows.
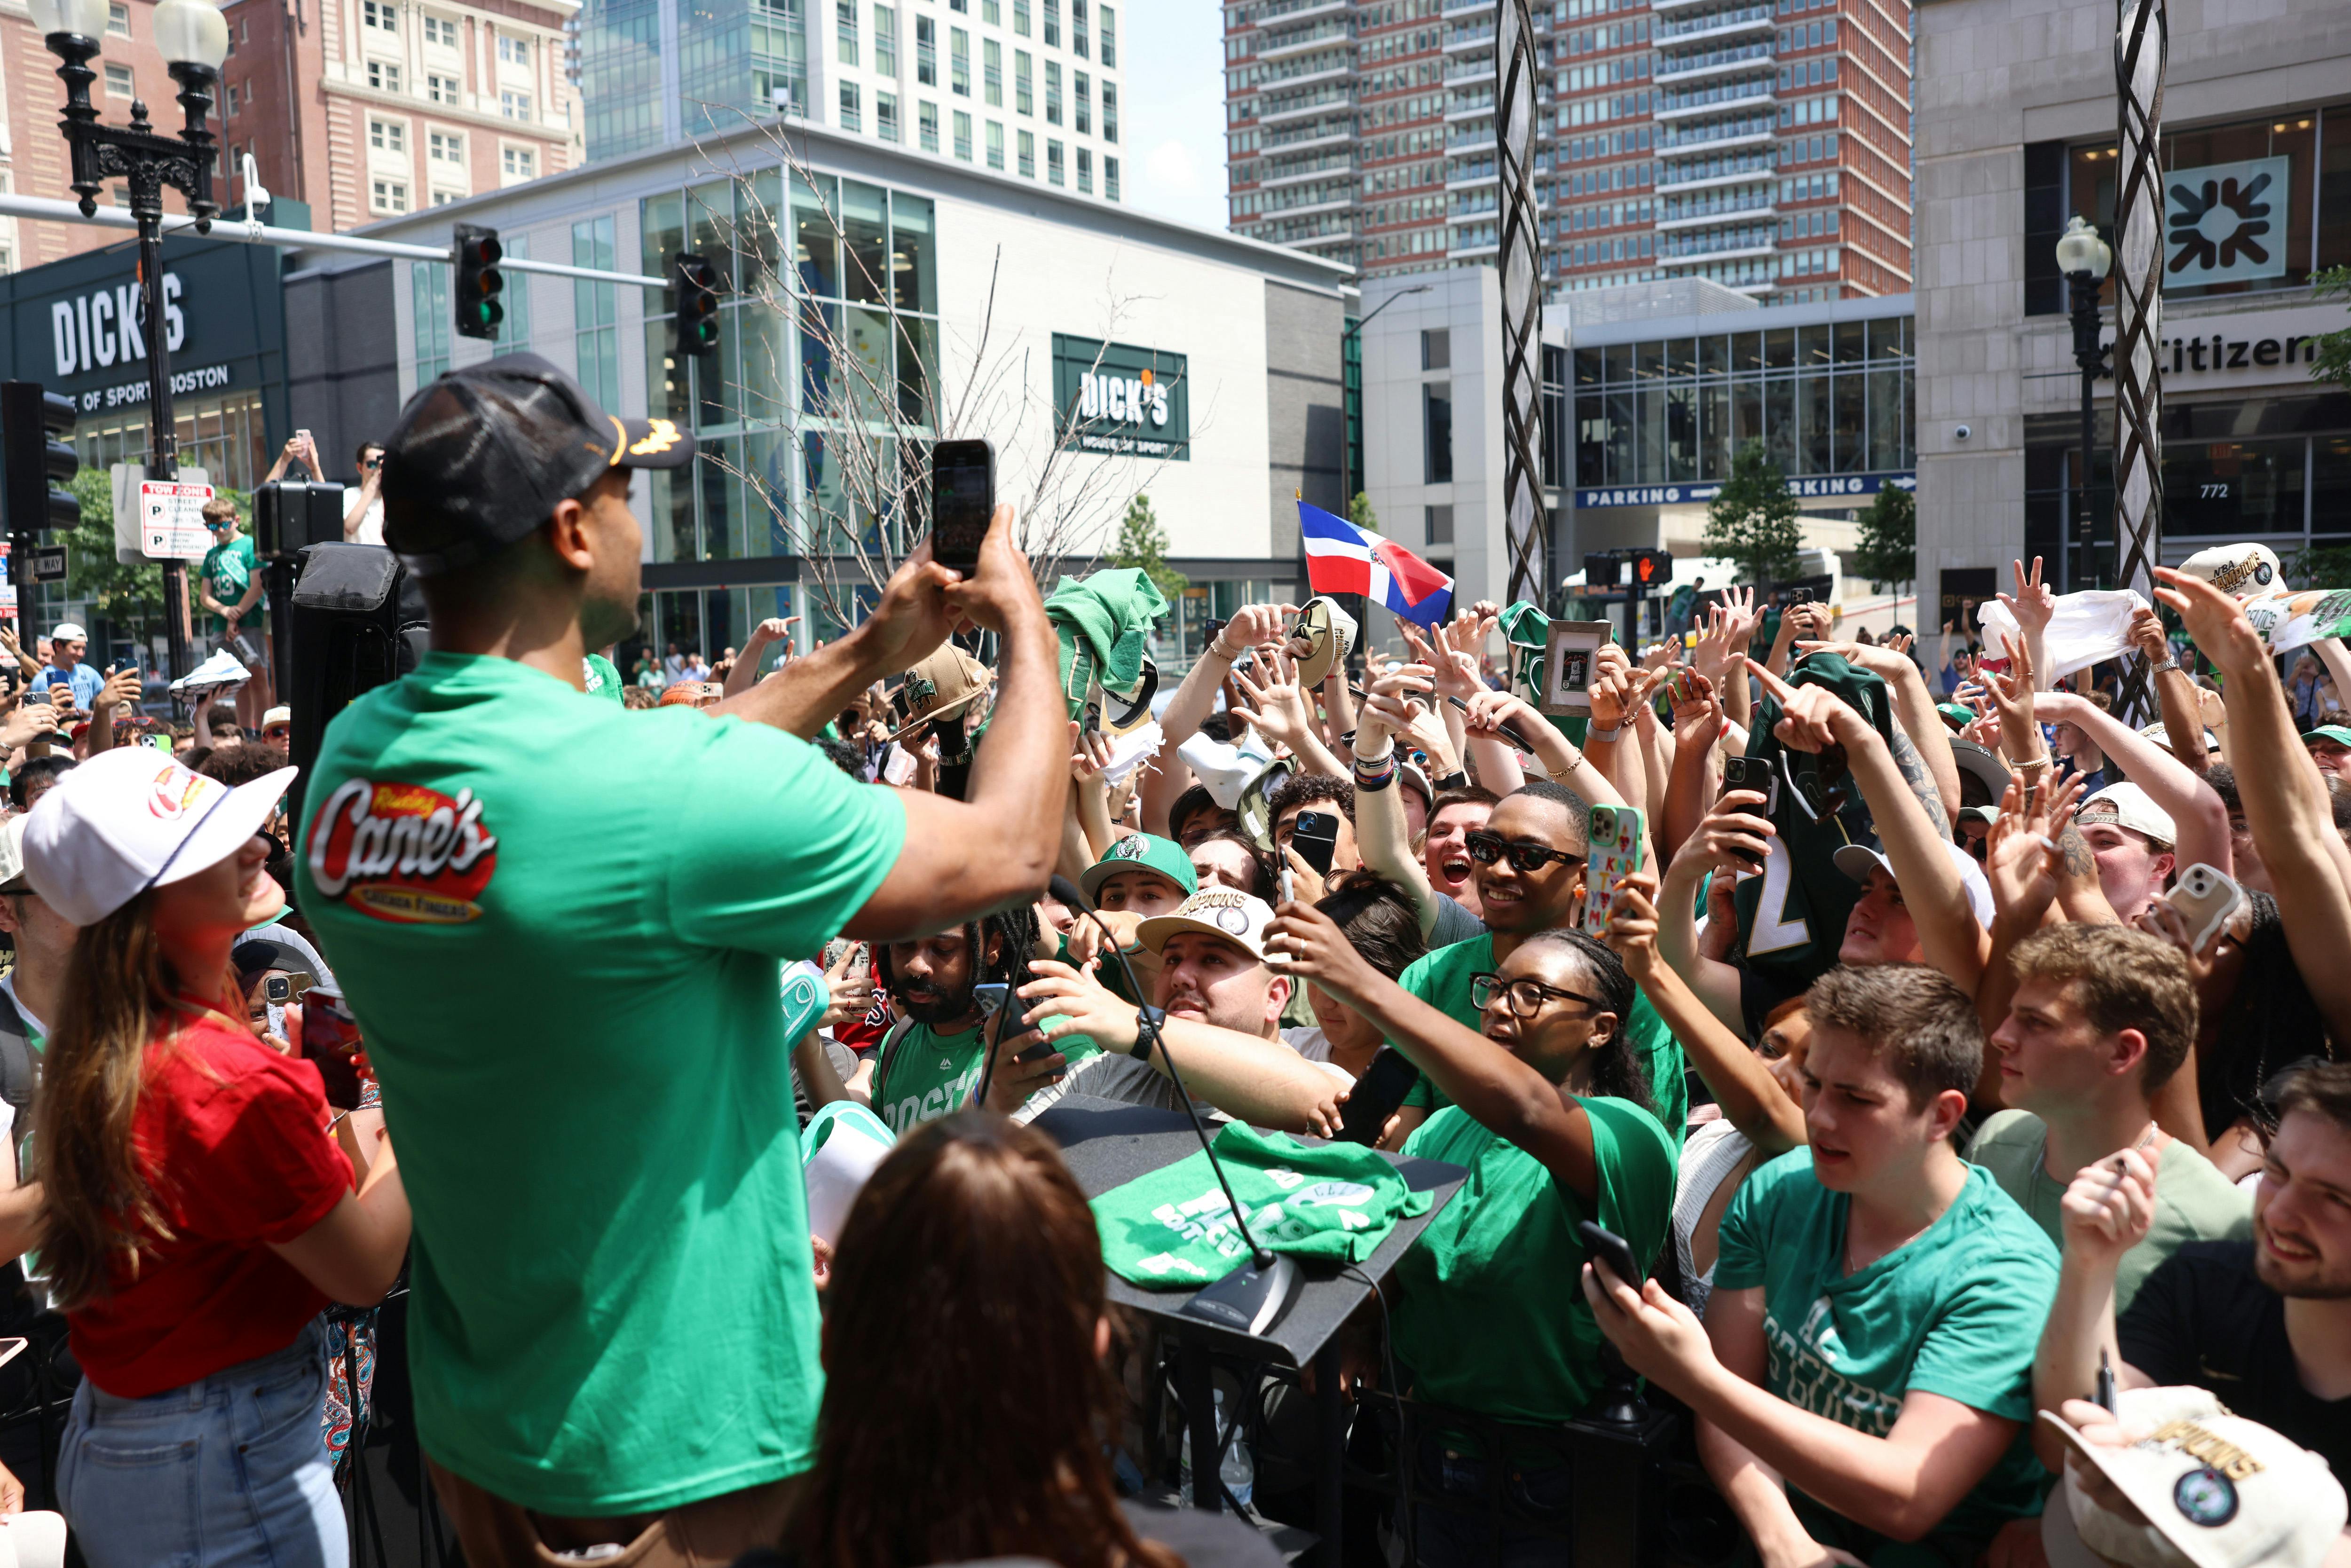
[930,439,995,575]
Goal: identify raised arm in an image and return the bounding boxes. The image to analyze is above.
[2038,688,2231,875]
[2128,606,2210,774]
[725,616,797,699]
[1658,791,1770,1033]
[1140,602,1293,834]
[1659,670,1726,860]
[1796,639,1962,834]
[1352,664,1446,937]
[1997,556,2057,694]
[1461,688,1624,808]
[2030,1148,2158,1470]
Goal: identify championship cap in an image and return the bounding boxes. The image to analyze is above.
[1136,888,1278,962]
[1831,840,1995,929]
[380,350,697,576]
[1286,597,1358,690]
[1080,833,1201,906]
[2140,721,2221,756]
[261,705,292,730]
[886,643,993,743]
[2175,543,2281,601]
[2079,781,2177,848]
[22,746,296,927]
[2039,1389,2347,1568]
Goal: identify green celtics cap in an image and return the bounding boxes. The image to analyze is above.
[1079,832,1199,905]
[2304,725,2351,749]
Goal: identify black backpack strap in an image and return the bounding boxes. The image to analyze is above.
[870,1017,917,1107]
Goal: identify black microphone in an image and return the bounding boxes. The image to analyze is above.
[1047,877,1298,1335]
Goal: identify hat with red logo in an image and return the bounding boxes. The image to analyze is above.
[20,745,295,927]
[381,350,697,577]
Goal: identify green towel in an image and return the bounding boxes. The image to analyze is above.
[1047,568,1169,712]
[1092,1123,1433,1288]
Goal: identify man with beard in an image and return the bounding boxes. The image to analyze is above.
[297,355,1068,1566]
[867,906,1079,1133]
[2036,1061,2351,1488]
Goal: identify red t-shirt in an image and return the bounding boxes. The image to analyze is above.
[67,1007,354,1398]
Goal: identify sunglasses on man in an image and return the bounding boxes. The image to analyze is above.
[1462,830,1584,875]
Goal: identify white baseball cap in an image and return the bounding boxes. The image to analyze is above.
[22,746,297,927]
[1136,888,1278,962]
[2138,721,2221,756]
[2039,1388,2347,1568]
[1831,839,1996,929]
[2079,781,2177,848]
[47,623,87,644]
[0,817,31,896]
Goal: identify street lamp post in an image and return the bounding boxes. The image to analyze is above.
[1339,284,1432,514]
[31,0,229,688]
[2055,215,2113,593]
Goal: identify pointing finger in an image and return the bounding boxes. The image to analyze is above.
[1744,657,1799,704]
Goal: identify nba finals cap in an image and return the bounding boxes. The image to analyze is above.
[381,350,697,576]
[1136,888,1278,962]
[2040,1389,2347,1568]
[2176,543,2282,601]
[1079,833,1200,906]
[22,747,295,928]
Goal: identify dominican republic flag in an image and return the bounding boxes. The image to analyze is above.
[1299,502,1455,630]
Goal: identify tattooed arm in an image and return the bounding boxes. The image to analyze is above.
[1889,729,1955,843]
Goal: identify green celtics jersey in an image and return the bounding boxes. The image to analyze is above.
[870,1017,1103,1135]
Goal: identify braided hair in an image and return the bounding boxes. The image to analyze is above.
[873,904,1043,1008]
[1515,927,1654,1117]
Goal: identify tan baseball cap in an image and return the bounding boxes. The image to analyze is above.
[1136,887,1277,962]
[886,643,992,743]
[1286,597,1358,690]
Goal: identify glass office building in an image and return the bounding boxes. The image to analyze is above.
[578,0,811,161]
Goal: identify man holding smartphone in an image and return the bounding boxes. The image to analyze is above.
[297,353,1068,1568]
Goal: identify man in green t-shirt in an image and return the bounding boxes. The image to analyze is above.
[296,354,1069,1563]
[1390,780,1690,1142]
[197,495,271,730]
[1584,963,2061,1568]
[867,910,1093,1134]
[1976,924,2250,1312]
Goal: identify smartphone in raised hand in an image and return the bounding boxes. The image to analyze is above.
[2166,863,2243,954]
[1336,1048,1420,1145]
[929,439,994,575]
[1291,810,1341,876]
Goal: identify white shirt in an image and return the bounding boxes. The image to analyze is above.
[0,974,49,1045]
[346,496,385,546]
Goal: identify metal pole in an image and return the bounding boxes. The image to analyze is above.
[139,208,193,689]
[2112,0,2167,717]
[1498,0,1546,606]
[2079,347,2095,590]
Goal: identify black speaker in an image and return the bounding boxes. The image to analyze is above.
[285,544,428,839]
[255,481,349,556]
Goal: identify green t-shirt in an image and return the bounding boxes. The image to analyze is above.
[199,532,259,633]
[1392,934,1689,1140]
[871,1017,1102,1135]
[582,653,623,702]
[1965,1111,2252,1314]
[1393,1095,1676,1426]
[1716,1150,2059,1548]
[295,651,906,1515]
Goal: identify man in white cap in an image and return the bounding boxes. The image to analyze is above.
[31,625,100,714]
[2074,782,2177,924]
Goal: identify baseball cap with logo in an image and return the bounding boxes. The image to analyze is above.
[1080,833,1200,905]
[1831,839,1996,929]
[1286,597,1359,690]
[1136,888,1278,961]
[2079,781,2177,848]
[2302,724,2351,750]
[380,350,698,576]
[21,746,296,928]
[886,643,993,743]
[2140,721,2222,756]
[2176,544,2282,602]
[2039,1388,2347,1568]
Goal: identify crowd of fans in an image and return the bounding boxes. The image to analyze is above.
[0,350,2340,1568]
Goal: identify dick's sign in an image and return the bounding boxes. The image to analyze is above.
[1053,334,1191,462]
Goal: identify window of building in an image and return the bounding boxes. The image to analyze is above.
[101,61,133,98]
[414,263,450,381]
[839,81,861,131]
[501,89,531,118]
[428,73,458,103]
[432,189,460,206]
[1104,153,1119,201]
[919,100,939,151]
[1014,0,1030,36]
[1102,82,1117,144]
[986,119,1004,169]
[572,216,619,412]
[1076,147,1091,193]
[837,0,858,66]
[498,34,529,65]
[874,5,896,73]
[953,109,972,160]
[224,84,239,115]
[877,92,899,141]
[424,15,457,46]
[363,0,395,28]
[1422,328,1450,370]
[1043,0,1059,48]
[1425,505,1455,546]
[504,145,535,178]
[1073,0,1088,57]
[1099,4,1114,66]
[1423,386,1453,483]
[106,1,128,35]
[431,129,463,160]
[1018,128,1035,177]
[370,117,406,152]
[915,16,936,84]
[369,60,402,92]
[983,0,998,20]
[949,0,963,8]
[1045,61,1061,125]
[371,179,410,213]
[951,28,970,95]
[1074,71,1088,135]
[1047,138,1064,184]
[1016,51,1033,115]
[984,39,1002,106]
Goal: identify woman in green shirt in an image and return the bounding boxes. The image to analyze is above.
[1267,903,1678,1568]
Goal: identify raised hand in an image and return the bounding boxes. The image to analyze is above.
[816,945,876,1032]
[2125,604,2170,666]
[1068,719,1114,783]
[1214,602,1296,659]
[1747,659,1867,754]
[1882,629,1915,657]
[1673,788,1776,878]
[1355,662,1436,755]
[1262,897,1382,1009]
[94,663,142,717]
[2000,555,2056,636]
[1601,869,1665,980]
[2153,566,2268,678]
[1983,633,2042,760]
[1666,668,1723,751]
[1230,651,1316,756]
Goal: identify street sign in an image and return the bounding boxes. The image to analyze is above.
[28,546,66,583]
[140,479,213,560]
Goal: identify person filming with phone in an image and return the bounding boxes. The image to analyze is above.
[295,353,1068,1568]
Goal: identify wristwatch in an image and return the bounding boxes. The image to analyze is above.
[1587,724,1625,743]
[2148,657,2180,675]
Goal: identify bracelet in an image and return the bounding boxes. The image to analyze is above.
[1354,754,1399,792]
[2148,657,2180,675]
[2017,754,2053,774]
[1208,636,1246,662]
[1587,724,1624,743]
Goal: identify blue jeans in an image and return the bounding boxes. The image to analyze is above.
[58,1320,347,1568]
[1410,1433,1575,1568]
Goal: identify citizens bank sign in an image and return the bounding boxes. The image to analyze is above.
[1052,334,1191,462]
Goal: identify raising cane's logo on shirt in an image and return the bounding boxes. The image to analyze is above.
[307,778,499,924]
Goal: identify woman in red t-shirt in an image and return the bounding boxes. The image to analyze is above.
[22,748,412,1568]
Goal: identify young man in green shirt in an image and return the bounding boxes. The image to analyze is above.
[1976,924,2250,1311]
[296,354,1068,1565]
[197,496,270,730]
[866,909,1088,1134]
[1586,962,2061,1568]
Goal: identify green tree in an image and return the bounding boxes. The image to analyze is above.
[1348,491,1380,533]
[2312,265,2351,394]
[1702,439,1805,587]
[1108,492,1187,601]
[1851,484,1916,591]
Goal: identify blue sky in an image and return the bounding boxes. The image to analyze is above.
[1120,4,1228,231]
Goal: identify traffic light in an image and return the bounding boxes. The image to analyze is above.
[674,253,723,359]
[1629,548,1673,589]
[1583,553,1623,587]
[2,381,81,539]
[454,224,505,340]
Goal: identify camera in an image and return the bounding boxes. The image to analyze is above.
[1954,424,1972,441]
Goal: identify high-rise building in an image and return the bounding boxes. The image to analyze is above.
[1223,0,1912,306]
[576,0,1124,201]
[0,0,586,266]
